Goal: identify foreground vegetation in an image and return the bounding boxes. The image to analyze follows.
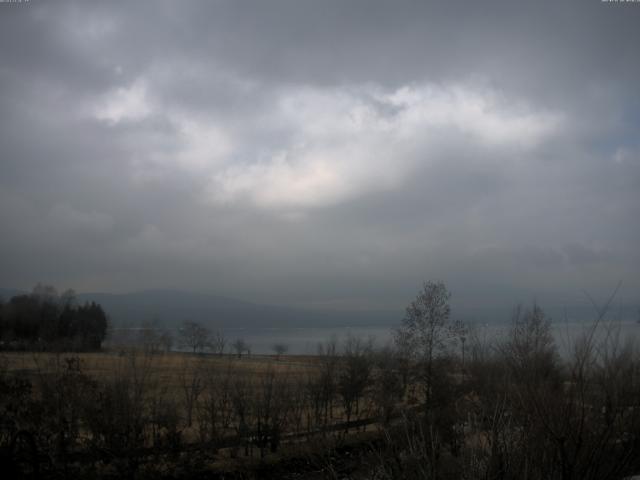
[1,282,639,479]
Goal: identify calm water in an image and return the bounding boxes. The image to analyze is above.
[211,319,640,355]
[110,320,640,356]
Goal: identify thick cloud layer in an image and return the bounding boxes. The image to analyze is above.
[1,0,638,312]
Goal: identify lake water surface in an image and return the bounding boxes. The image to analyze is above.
[219,319,640,356]
[109,319,640,356]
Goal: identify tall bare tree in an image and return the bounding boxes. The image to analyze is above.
[210,330,226,355]
[179,320,210,354]
[338,335,372,429]
[394,280,454,408]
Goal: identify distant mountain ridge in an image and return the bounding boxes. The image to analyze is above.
[1,287,397,328]
[1,288,637,329]
[77,289,399,329]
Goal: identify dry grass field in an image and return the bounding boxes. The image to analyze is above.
[1,350,317,382]
[0,350,325,434]
[3,309,639,479]
[1,349,370,475]
[0,349,371,438]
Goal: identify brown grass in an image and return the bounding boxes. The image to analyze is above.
[0,350,320,393]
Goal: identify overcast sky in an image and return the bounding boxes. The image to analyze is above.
[1,0,639,312]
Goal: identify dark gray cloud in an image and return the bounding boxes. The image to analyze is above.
[1,0,639,312]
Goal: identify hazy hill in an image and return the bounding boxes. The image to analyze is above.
[2,288,637,329]
[76,289,399,329]
[1,288,399,328]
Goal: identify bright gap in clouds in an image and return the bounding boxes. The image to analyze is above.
[94,80,152,125]
[208,84,563,211]
[91,79,563,214]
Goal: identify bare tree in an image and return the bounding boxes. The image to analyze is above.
[179,357,205,428]
[317,337,339,428]
[503,302,558,384]
[458,290,640,480]
[451,318,469,372]
[232,338,248,359]
[272,343,289,360]
[210,330,226,355]
[394,280,454,409]
[138,319,163,354]
[179,320,210,354]
[252,367,293,457]
[198,361,235,450]
[371,346,404,425]
[338,335,372,430]
[159,329,173,353]
[230,375,253,456]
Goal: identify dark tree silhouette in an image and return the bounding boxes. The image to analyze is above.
[0,285,108,351]
[272,343,289,360]
[179,320,210,354]
[232,338,248,359]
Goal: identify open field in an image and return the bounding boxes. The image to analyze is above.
[2,308,640,479]
[1,350,318,381]
[0,347,395,477]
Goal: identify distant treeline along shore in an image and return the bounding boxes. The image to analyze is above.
[0,284,108,351]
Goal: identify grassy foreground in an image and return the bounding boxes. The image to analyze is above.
[2,310,640,480]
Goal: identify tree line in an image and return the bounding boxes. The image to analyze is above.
[0,284,108,351]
